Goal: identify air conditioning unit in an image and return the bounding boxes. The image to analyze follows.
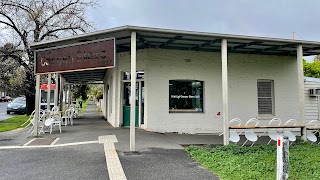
[309,88,320,96]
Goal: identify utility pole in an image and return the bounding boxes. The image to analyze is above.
[292,32,295,40]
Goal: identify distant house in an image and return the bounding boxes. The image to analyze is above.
[304,77,320,121]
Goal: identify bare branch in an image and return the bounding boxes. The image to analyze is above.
[39,26,81,41]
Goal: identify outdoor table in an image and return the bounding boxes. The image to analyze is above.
[229,125,306,136]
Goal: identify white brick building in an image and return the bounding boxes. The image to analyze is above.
[31,26,320,148]
[104,49,299,134]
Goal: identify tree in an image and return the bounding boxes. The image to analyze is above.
[0,43,25,96]
[88,84,103,101]
[314,55,320,62]
[304,60,320,78]
[72,84,89,101]
[0,0,97,114]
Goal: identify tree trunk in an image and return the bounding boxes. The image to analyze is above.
[25,72,36,115]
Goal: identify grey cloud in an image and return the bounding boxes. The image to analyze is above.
[87,0,320,41]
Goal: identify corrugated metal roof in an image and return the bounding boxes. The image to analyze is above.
[31,25,320,83]
[31,25,320,56]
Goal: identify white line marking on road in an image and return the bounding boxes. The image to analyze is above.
[50,138,60,146]
[1,135,127,180]
[99,135,127,180]
[23,138,36,146]
[0,140,99,149]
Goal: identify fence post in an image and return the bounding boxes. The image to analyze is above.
[277,134,289,180]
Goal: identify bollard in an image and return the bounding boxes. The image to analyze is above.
[276,134,289,180]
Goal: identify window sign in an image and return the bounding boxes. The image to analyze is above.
[169,80,204,112]
[123,71,144,80]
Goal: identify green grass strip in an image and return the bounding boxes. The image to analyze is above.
[81,99,90,111]
[186,142,320,180]
[0,115,30,132]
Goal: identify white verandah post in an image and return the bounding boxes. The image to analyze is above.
[130,31,137,151]
[33,74,41,136]
[221,39,229,145]
[54,73,59,106]
[297,45,307,141]
[47,73,51,110]
[59,76,64,111]
[68,85,71,105]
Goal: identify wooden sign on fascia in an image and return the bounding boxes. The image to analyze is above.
[35,38,115,74]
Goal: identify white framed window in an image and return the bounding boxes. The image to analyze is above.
[257,80,274,115]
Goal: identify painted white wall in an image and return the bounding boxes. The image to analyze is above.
[109,49,300,134]
[145,49,299,134]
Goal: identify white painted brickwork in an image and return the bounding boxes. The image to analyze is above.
[106,49,300,134]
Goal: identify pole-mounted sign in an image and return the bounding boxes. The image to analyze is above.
[35,38,115,74]
[277,134,289,180]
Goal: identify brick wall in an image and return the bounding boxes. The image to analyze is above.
[109,49,300,134]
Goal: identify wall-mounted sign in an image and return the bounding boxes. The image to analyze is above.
[35,38,115,74]
[123,71,144,80]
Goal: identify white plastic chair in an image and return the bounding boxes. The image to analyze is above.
[69,107,75,126]
[61,108,71,126]
[260,118,282,145]
[22,110,35,127]
[27,110,44,134]
[221,118,242,143]
[307,120,320,143]
[35,113,47,135]
[283,119,297,145]
[51,106,59,112]
[242,118,259,146]
[219,118,242,135]
[50,116,62,134]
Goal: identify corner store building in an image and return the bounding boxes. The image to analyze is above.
[31,25,320,149]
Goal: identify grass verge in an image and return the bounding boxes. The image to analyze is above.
[81,99,89,111]
[0,115,29,132]
[186,142,320,180]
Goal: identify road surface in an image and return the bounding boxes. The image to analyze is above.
[0,102,16,121]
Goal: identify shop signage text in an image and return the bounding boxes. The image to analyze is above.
[170,95,200,99]
[35,38,115,74]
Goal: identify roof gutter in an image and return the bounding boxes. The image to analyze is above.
[30,25,320,49]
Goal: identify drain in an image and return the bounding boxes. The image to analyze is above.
[123,151,141,156]
[0,139,12,142]
[27,138,56,146]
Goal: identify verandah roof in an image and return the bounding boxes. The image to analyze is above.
[31,25,320,83]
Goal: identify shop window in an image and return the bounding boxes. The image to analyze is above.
[169,80,203,113]
[257,80,274,115]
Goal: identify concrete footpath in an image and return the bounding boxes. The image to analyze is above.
[0,100,219,180]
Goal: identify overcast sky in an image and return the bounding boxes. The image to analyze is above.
[87,0,319,60]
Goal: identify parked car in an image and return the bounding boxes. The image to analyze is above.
[7,97,26,114]
[0,96,11,102]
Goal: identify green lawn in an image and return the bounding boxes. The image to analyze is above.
[81,99,89,111]
[186,142,320,180]
[0,115,29,132]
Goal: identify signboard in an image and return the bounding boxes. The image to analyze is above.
[35,38,115,74]
[40,84,56,90]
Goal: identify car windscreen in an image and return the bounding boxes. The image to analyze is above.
[12,98,26,103]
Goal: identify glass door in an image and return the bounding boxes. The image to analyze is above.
[123,81,144,127]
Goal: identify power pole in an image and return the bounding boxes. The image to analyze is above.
[292,32,295,40]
